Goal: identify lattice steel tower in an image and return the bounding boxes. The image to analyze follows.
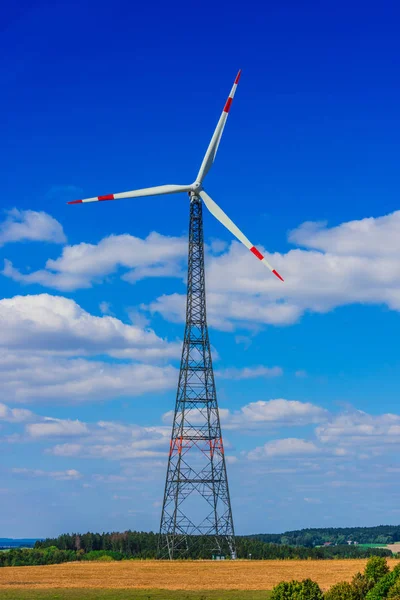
[158,196,236,560]
[67,70,284,559]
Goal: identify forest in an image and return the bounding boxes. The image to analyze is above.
[1,526,397,567]
[250,525,400,547]
[0,530,379,565]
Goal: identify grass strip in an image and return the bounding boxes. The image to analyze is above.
[0,590,271,600]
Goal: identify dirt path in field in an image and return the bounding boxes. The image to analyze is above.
[1,559,399,591]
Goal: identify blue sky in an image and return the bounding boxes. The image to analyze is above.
[2,0,400,538]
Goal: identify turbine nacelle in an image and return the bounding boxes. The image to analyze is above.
[67,71,284,282]
[189,182,203,197]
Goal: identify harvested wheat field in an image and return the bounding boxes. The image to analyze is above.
[1,559,399,591]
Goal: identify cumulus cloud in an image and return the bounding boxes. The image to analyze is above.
[0,403,34,423]
[248,438,319,460]
[0,294,180,360]
[148,210,400,329]
[43,418,170,460]
[316,410,400,448]
[220,399,328,429]
[5,410,171,461]
[12,468,81,480]
[0,293,181,404]
[49,444,82,457]
[243,407,400,465]
[1,351,177,404]
[288,212,400,257]
[6,209,400,330]
[147,288,302,331]
[162,399,328,431]
[3,232,186,291]
[26,418,89,438]
[0,209,66,246]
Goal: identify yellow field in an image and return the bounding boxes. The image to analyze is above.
[1,559,399,591]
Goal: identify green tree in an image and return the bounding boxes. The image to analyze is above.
[324,582,356,600]
[365,556,390,584]
[299,579,324,600]
[351,572,374,600]
[366,565,400,600]
[388,578,400,599]
[271,579,323,600]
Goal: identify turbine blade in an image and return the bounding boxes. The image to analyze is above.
[199,190,284,282]
[196,70,241,184]
[67,184,191,205]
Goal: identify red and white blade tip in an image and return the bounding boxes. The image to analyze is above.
[67,194,115,205]
[250,246,284,282]
[272,269,284,282]
[223,69,242,114]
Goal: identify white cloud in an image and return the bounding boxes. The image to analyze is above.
[216,366,283,380]
[0,294,179,404]
[248,438,319,460]
[288,212,400,257]
[6,209,400,330]
[37,416,171,461]
[0,352,177,404]
[220,399,328,429]
[240,406,400,465]
[26,418,89,438]
[148,210,400,329]
[12,468,81,480]
[0,294,180,361]
[0,403,34,423]
[162,399,328,431]
[147,289,302,331]
[3,232,186,291]
[49,444,82,456]
[0,209,66,246]
[316,410,400,447]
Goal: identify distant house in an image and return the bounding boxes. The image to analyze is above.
[323,542,332,546]
[347,540,358,545]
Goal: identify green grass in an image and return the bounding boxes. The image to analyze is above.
[0,590,271,600]
[358,544,388,548]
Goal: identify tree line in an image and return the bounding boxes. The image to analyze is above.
[0,533,392,567]
[4,530,383,564]
[250,525,400,547]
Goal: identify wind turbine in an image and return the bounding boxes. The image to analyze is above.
[68,70,284,283]
[68,71,283,559]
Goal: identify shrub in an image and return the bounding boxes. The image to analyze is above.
[388,578,400,599]
[300,579,324,600]
[366,565,400,600]
[365,556,390,583]
[82,550,124,561]
[271,581,300,600]
[351,572,374,600]
[324,582,356,600]
[271,579,323,600]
